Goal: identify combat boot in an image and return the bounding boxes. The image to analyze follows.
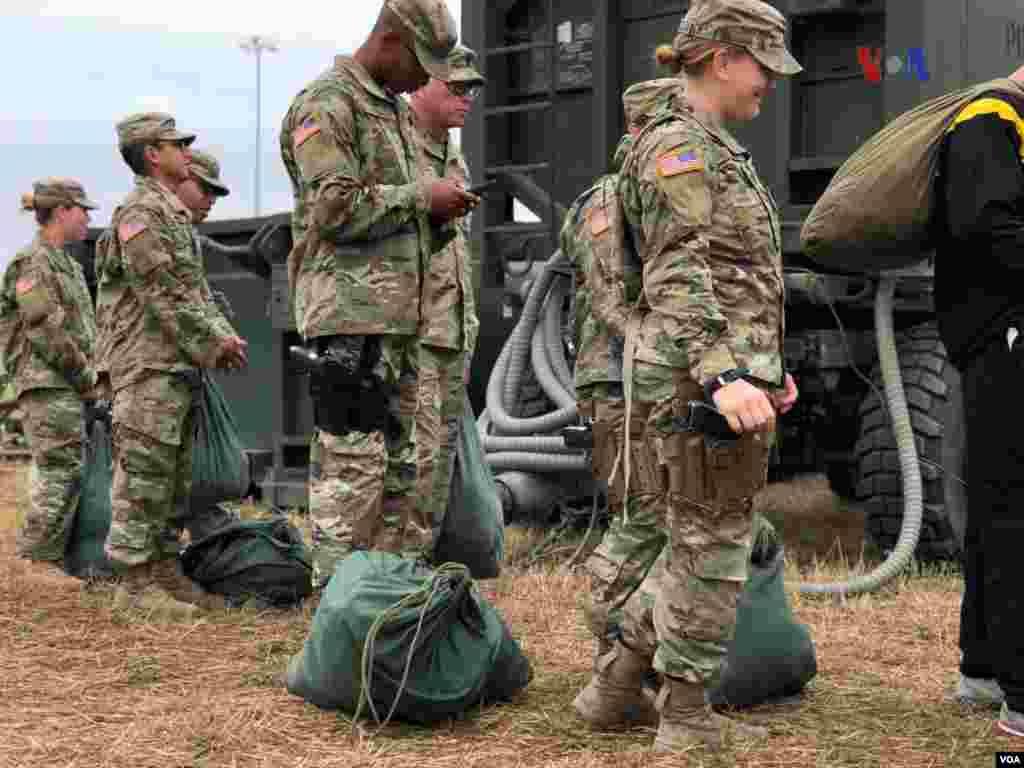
[110,562,199,620]
[573,641,659,729]
[148,558,228,611]
[653,677,768,752]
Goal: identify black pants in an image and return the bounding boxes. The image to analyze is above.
[959,319,1024,711]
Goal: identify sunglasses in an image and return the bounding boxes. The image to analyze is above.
[446,81,482,99]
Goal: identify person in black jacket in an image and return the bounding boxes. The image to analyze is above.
[935,65,1024,737]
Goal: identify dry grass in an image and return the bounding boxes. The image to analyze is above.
[0,464,1015,767]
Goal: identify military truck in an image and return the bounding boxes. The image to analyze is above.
[72,0,1024,562]
[458,0,1024,560]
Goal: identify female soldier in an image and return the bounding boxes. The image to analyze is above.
[572,0,801,752]
[0,179,101,573]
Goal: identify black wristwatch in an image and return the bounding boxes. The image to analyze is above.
[703,368,750,403]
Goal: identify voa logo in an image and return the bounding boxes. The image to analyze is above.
[856,46,930,83]
[998,754,1022,765]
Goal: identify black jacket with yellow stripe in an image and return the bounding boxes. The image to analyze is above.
[935,90,1024,369]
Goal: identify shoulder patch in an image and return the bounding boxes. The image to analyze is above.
[657,146,704,178]
[590,208,610,237]
[118,220,148,243]
[293,114,322,148]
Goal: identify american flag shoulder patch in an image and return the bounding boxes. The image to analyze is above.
[293,115,322,148]
[590,208,610,236]
[657,147,703,178]
[118,220,147,243]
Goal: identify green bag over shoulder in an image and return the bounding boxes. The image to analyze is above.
[801,78,1024,271]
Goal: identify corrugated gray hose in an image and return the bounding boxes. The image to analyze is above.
[481,253,587,473]
[798,276,923,594]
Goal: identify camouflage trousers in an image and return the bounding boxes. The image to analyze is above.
[414,345,465,532]
[105,373,196,568]
[15,388,83,562]
[619,362,770,685]
[578,383,667,653]
[308,335,426,588]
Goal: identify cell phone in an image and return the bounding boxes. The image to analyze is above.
[466,180,495,196]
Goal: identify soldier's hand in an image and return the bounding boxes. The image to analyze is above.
[712,379,776,435]
[429,180,479,223]
[216,336,249,372]
[769,373,799,415]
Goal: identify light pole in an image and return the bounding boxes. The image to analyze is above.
[239,34,279,218]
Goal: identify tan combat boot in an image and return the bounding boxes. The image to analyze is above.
[111,562,199,620]
[653,677,768,752]
[573,641,659,729]
[148,558,228,611]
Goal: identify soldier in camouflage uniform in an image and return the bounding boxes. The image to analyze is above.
[95,113,248,604]
[569,80,683,675]
[573,0,801,751]
[174,148,243,541]
[279,0,474,587]
[407,44,484,532]
[0,179,101,571]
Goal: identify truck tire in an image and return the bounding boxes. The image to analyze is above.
[854,322,967,560]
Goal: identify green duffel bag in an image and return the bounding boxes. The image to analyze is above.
[178,513,313,607]
[64,403,113,579]
[432,391,505,579]
[286,552,531,724]
[190,372,249,509]
[707,522,817,709]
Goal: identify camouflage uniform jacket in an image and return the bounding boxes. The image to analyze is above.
[413,122,479,354]
[94,175,237,389]
[618,102,785,385]
[0,236,97,398]
[280,56,451,340]
[563,174,642,391]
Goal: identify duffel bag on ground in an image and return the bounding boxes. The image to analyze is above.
[286,552,531,724]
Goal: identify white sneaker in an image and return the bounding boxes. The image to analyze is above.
[998,702,1024,737]
[957,674,1005,706]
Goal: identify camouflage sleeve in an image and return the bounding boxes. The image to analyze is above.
[627,134,738,382]
[586,181,633,342]
[118,210,229,369]
[454,151,478,354]
[12,257,97,393]
[291,96,432,245]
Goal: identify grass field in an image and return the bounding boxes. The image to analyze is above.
[0,463,1017,767]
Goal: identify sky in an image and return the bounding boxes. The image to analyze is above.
[0,0,462,268]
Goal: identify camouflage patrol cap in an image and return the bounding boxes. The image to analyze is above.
[116,112,196,149]
[676,0,802,76]
[383,0,457,80]
[30,178,98,210]
[622,78,683,128]
[188,148,230,197]
[446,44,485,85]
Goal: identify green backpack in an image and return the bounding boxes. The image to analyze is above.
[286,552,532,723]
